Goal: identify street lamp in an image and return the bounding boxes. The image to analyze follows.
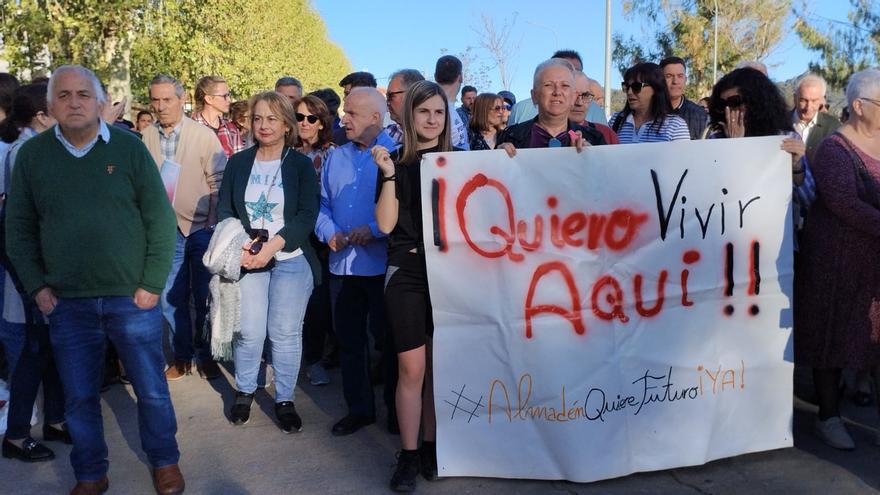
[713,0,718,84]
[605,0,612,120]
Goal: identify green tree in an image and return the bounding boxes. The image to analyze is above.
[794,0,879,89]
[614,0,790,97]
[0,0,351,106]
[0,0,141,104]
[132,0,351,103]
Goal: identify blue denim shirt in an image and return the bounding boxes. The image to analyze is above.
[315,131,396,276]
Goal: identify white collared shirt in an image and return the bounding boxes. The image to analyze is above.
[53,120,111,158]
[792,110,818,143]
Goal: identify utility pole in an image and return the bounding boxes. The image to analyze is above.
[604,0,612,120]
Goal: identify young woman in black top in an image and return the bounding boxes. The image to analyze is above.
[372,80,453,492]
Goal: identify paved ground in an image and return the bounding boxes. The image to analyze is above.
[1,363,879,495]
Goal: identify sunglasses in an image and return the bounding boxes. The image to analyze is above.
[295,113,319,124]
[621,81,647,94]
[491,105,504,112]
[720,95,745,108]
[247,229,270,255]
[386,90,405,100]
[503,103,512,111]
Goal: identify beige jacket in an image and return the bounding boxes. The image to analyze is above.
[143,116,227,236]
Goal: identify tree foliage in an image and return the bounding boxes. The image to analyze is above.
[0,0,141,102]
[614,0,790,97]
[794,0,879,89]
[0,0,351,105]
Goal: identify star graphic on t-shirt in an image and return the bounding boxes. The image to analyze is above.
[245,192,278,223]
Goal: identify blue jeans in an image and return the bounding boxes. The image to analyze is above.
[234,256,313,402]
[161,228,212,362]
[48,297,179,481]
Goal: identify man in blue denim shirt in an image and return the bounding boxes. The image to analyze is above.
[316,87,398,436]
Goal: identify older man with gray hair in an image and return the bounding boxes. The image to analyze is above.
[793,73,840,165]
[385,69,425,145]
[315,87,397,436]
[142,74,227,383]
[275,76,303,101]
[498,58,606,151]
[5,65,182,494]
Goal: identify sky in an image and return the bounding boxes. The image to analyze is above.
[313,0,845,102]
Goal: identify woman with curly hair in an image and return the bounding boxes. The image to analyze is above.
[706,67,808,185]
[609,62,690,143]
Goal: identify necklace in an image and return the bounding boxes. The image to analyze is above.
[247,148,289,255]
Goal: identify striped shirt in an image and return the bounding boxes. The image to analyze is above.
[609,112,691,144]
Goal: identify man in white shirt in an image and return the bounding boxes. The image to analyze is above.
[792,74,839,165]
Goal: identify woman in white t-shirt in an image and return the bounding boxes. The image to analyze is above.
[216,92,320,433]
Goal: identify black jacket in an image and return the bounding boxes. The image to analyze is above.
[498,117,606,148]
[217,145,322,286]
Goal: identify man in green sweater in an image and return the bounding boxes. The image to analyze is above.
[5,65,184,495]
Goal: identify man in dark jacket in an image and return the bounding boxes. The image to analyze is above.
[660,56,707,140]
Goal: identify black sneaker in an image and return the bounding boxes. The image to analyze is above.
[275,401,302,433]
[230,391,254,425]
[2,437,55,462]
[419,441,438,481]
[389,450,420,492]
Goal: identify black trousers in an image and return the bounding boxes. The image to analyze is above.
[330,274,397,418]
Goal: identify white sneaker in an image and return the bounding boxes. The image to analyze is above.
[307,363,330,386]
[815,416,855,450]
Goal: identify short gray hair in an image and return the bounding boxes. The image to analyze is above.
[275,76,303,91]
[735,60,768,75]
[389,69,425,90]
[846,68,880,107]
[149,74,185,98]
[796,73,827,97]
[47,65,107,104]
[533,58,575,90]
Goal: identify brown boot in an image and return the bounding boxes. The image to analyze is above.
[196,358,222,380]
[69,476,109,495]
[164,360,191,381]
[153,464,185,495]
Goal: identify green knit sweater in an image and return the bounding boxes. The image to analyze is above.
[5,126,177,297]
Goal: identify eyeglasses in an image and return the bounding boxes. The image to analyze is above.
[386,90,405,100]
[575,92,594,102]
[859,97,880,107]
[491,105,504,112]
[621,81,646,94]
[209,93,231,100]
[295,113,319,124]
[720,95,745,108]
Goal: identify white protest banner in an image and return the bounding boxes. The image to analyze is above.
[420,137,794,483]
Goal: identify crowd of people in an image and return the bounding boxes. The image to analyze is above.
[0,47,877,495]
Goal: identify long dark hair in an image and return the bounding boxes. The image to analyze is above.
[0,83,48,144]
[400,81,452,165]
[611,62,672,134]
[708,68,792,137]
